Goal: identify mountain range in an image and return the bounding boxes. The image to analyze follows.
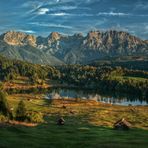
[0,30,147,65]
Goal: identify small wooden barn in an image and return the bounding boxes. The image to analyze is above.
[57,117,65,125]
[114,118,131,130]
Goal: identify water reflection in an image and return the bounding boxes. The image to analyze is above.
[6,87,148,106]
[46,88,148,106]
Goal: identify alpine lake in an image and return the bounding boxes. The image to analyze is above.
[8,87,148,106]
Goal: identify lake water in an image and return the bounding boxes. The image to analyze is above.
[45,88,148,106]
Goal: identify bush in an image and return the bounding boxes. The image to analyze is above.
[0,82,3,90]
[26,111,44,123]
[0,114,8,122]
[15,100,27,121]
[0,91,12,118]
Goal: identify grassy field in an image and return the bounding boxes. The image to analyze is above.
[7,94,148,128]
[0,93,148,148]
[0,117,148,148]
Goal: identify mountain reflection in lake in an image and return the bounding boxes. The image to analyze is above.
[46,88,148,106]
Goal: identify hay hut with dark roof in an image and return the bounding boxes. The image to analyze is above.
[114,118,131,130]
[57,117,65,125]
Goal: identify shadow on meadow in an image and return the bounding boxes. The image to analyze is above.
[0,115,148,148]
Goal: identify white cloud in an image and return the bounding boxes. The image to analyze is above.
[77,13,93,17]
[48,12,70,16]
[37,8,49,15]
[29,22,73,29]
[21,1,44,14]
[98,11,130,16]
[16,29,36,34]
[85,0,100,3]
[56,6,77,10]
[48,12,94,17]
[37,6,77,12]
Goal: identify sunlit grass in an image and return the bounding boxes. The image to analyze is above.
[7,94,148,129]
[0,116,148,148]
[0,93,147,148]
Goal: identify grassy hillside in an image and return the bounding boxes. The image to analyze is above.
[0,96,148,148]
[0,119,148,148]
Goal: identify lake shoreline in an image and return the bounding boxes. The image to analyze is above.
[7,94,148,129]
[2,80,148,106]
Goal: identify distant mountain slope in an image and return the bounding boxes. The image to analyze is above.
[0,32,63,65]
[0,30,147,65]
[88,55,148,71]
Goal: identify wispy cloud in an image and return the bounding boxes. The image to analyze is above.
[37,8,49,15]
[16,29,36,34]
[48,12,70,16]
[48,12,94,17]
[0,0,148,39]
[97,11,130,16]
[77,13,93,17]
[29,22,73,29]
[48,6,77,11]
[21,1,44,15]
[134,1,148,10]
[122,23,148,39]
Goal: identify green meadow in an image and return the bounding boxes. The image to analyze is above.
[0,95,148,148]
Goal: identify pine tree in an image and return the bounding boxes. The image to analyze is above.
[16,100,27,121]
[0,91,12,118]
[0,82,3,90]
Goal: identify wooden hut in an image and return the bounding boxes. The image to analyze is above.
[57,117,65,125]
[114,118,131,130]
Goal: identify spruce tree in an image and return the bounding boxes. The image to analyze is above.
[16,100,27,121]
[0,91,12,118]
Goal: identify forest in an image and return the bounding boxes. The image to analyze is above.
[0,55,148,98]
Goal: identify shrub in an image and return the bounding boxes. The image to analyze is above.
[0,114,8,122]
[26,111,44,123]
[0,82,3,90]
[0,91,12,118]
[15,100,27,121]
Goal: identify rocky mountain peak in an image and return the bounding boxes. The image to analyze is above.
[0,30,147,65]
[104,30,141,42]
[1,31,36,47]
[87,31,101,39]
[48,32,62,41]
[83,31,102,49]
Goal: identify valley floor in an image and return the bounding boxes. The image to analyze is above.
[0,93,147,148]
[0,117,148,148]
[7,94,148,129]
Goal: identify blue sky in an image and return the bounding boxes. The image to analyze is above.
[0,0,148,39]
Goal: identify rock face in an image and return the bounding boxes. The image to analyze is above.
[0,30,147,65]
[2,31,36,47]
[0,31,63,65]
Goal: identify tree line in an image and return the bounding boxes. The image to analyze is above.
[58,65,148,97]
[0,55,60,83]
[0,55,147,97]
